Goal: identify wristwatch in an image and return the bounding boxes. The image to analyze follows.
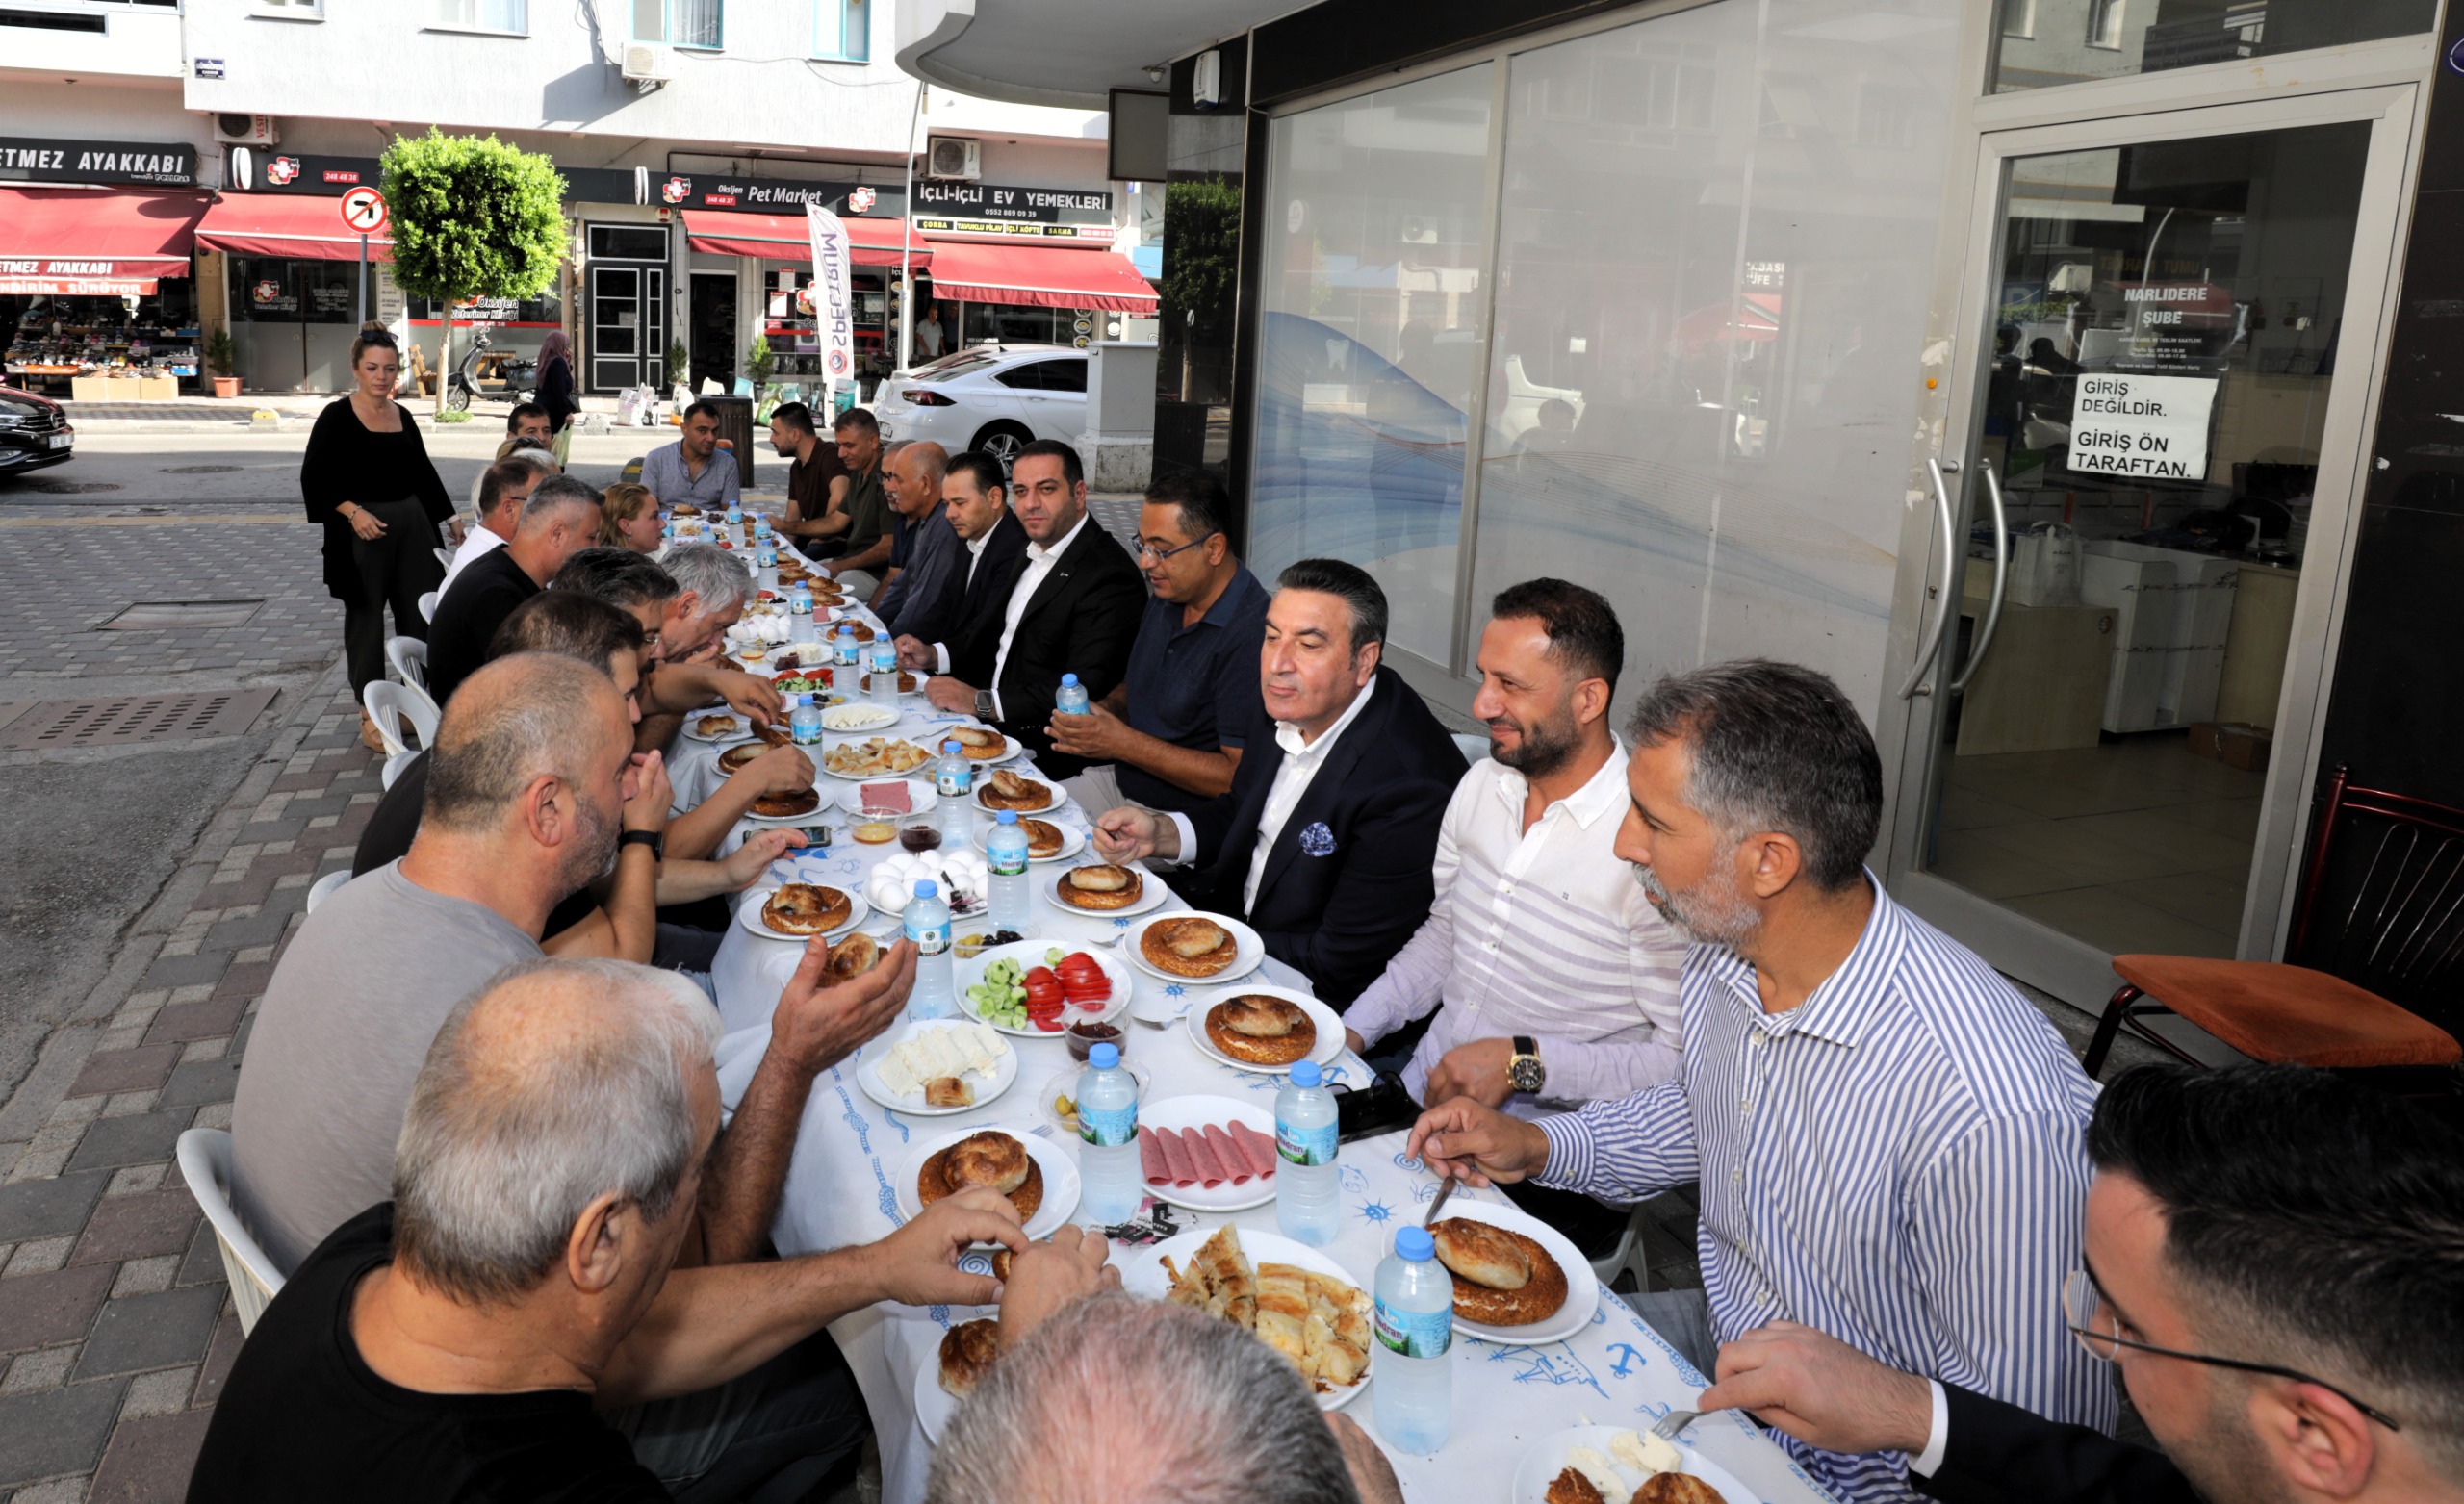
[618,829,665,861]
[974,688,997,720]
[1507,1035,1546,1096]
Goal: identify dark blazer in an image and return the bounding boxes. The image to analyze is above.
[1917,1384,2196,1504]
[949,513,1144,779]
[913,509,1029,654]
[1177,666,1464,1007]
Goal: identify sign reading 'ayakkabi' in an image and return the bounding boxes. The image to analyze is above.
[0,137,197,187]
[2065,372,2219,481]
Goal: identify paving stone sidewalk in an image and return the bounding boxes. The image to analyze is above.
[0,682,379,1503]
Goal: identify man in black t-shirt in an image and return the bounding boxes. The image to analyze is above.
[424,475,600,704]
[192,958,1033,1502]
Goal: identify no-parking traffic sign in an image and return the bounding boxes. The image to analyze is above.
[338,186,389,236]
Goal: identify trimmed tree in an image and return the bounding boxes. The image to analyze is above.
[379,129,567,407]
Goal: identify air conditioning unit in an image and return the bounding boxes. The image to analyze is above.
[213,114,277,147]
[622,42,673,86]
[927,136,982,182]
[1399,216,1439,245]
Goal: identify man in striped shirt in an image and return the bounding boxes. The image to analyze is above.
[1344,580,1685,1253]
[1411,660,2113,1503]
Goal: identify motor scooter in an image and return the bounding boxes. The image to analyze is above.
[442,329,538,412]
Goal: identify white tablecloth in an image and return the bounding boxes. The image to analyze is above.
[692,590,1835,1504]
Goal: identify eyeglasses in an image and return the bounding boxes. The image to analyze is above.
[1133,535,1210,563]
[2062,1269,2400,1431]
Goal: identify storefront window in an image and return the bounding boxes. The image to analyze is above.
[3,284,199,391]
[1989,0,2435,93]
[1249,64,1495,667]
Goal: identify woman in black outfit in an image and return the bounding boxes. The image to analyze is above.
[300,330,452,752]
[535,327,577,466]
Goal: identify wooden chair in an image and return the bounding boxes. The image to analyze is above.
[2086,765,2464,1079]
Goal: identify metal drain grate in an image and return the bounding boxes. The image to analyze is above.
[101,599,264,631]
[0,689,276,750]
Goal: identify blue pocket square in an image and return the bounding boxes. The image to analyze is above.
[1299,821,1336,857]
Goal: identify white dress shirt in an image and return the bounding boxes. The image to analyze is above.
[439,523,508,596]
[1344,744,1685,1112]
[931,529,998,675]
[986,511,1091,720]
[1165,675,1376,914]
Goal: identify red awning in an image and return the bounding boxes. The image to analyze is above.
[919,239,1157,314]
[0,187,207,294]
[680,210,930,269]
[194,193,395,262]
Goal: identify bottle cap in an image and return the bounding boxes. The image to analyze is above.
[1061,673,1079,687]
[1088,1042,1119,1069]
[997,810,1018,825]
[1289,1059,1322,1088]
[944,741,962,754]
[1394,1225,1435,1262]
[914,879,938,900]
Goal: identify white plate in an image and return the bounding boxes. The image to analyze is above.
[912,1342,964,1446]
[1035,1062,1150,1134]
[741,789,838,825]
[1121,1228,1369,1410]
[680,715,757,744]
[1136,1095,1278,1213]
[735,883,869,941]
[819,741,941,782]
[1040,862,1172,919]
[822,702,901,732]
[1123,910,1267,989]
[974,774,1063,816]
[1182,984,1343,1074]
[833,777,941,818]
[954,939,1134,1036]
[854,1018,1018,1116]
[1427,1195,1601,1345]
[970,818,1086,865]
[1511,1425,1753,1504]
[954,732,1023,767]
[893,1124,1081,1242]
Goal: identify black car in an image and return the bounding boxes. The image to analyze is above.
[0,385,74,474]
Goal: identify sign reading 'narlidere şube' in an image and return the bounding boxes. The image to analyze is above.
[2065,372,2219,481]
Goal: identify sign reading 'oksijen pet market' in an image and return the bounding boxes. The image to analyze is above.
[2065,373,2220,481]
[0,136,197,187]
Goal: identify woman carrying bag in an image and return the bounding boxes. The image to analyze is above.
[536,327,578,466]
[300,329,453,752]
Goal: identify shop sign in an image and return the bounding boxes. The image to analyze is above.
[911,217,1113,242]
[804,205,856,387]
[228,148,385,195]
[915,181,1112,224]
[2065,373,2218,481]
[570,168,898,216]
[0,276,158,296]
[0,136,196,188]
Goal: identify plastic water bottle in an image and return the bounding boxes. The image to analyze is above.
[754,512,772,538]
[1372,1225,1454,1453]
[1055,672,1089,718]
[660,515,676,545]
[833,625,860,671]
[757,536,777,570]
[788,579,814,640]
[987,811,1030,930]
[906,879,955,1019]
[1274,1059,1342,1246]
[936,740,974,840]
[1076,1042,1141,1223]
[725,501,743,528]
[868,638,901,708]
[788,692,823,747]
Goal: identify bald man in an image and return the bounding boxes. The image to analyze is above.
[873,440,952,625]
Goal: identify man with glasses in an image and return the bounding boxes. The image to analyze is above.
[1050,470,1270,816]
[1687,1062,2464,1504]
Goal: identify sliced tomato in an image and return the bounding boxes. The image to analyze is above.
[1023,967,1065,1011]
[1032,1015,1065,1032]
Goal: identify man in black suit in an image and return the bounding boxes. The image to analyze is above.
[891,449,1026,664]
[1690,1063,2464,1504]
[1092,559,1464,1007]
[921,441,1143,780]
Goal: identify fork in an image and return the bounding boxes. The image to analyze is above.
[1650,1408,1700,1441]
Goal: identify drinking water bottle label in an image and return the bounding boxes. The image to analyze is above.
[937,766,973,799]
[905,916,950,957]
[1373,1298,1452,1360]
[988,846,1027,878]
[1275,1116,1338,1168]
[1078,1100,1137,1149]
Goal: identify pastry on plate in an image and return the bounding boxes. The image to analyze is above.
[1633,1476,1730,1504]
[718,743,767,775]
[1429,1217,1567,1326]
[918,1131,1044,1220]
[1144,917,1240,980]
[951,725,1008,759]
[860,671,919,694]
[1204,992,1315,1064]
[750,787,821,819]
[1020,818,1065,858]
[1057,864,1142,911]
[751,721,794,748]
[1545,1468,1605,1504]
[694,713,739,738]
[979,768,1054,811]
[937,1317,1000,1397]
[1161,1227,1368,1395]
[824,931,881,981]
[824,737,933,777]
[924,1075,974,1109]
[760,883,852,936]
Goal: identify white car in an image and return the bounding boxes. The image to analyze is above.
[871,344,1086,470]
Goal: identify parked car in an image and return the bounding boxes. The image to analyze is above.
[871,344,1086,470]
[0,385,73,475]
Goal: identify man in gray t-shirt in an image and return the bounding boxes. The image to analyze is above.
[231,861,542,1271]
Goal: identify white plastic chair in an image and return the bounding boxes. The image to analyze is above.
[385,635,429,695]
[432,546,452,572]
[417,589,441,624]
[1451,732,1491,765]
[382,751,419,790]
[305,870,351,914]
[176,1128,285,1334]
[363,679,438,758]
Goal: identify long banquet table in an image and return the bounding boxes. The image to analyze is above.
[675,566,1835,1504]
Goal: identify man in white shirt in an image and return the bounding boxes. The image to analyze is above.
[1092,559,1466,1006]
[441,454,552,595]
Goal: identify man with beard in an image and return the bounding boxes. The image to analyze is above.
[1340,580,1684,1257]
[1408,660,2109,1504]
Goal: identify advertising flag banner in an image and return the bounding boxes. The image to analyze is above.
[804,204,856,390]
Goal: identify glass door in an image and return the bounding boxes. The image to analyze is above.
[1886,88,2417,1007]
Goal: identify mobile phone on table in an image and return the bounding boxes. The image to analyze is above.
[1334,1074,1421,1143]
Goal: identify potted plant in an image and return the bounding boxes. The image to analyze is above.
[205,326,240,398]
[666,338,691,394]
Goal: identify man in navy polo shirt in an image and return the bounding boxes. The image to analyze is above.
[1050,470,1269,815]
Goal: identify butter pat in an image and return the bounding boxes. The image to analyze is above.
[1611,1428,1683,1477]
[1564,1447,1625,1499]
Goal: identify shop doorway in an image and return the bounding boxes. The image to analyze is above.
[228,256,362,392]
[688,271,735,392]
[1886,89,2417,1008]
[584,223,669,394]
